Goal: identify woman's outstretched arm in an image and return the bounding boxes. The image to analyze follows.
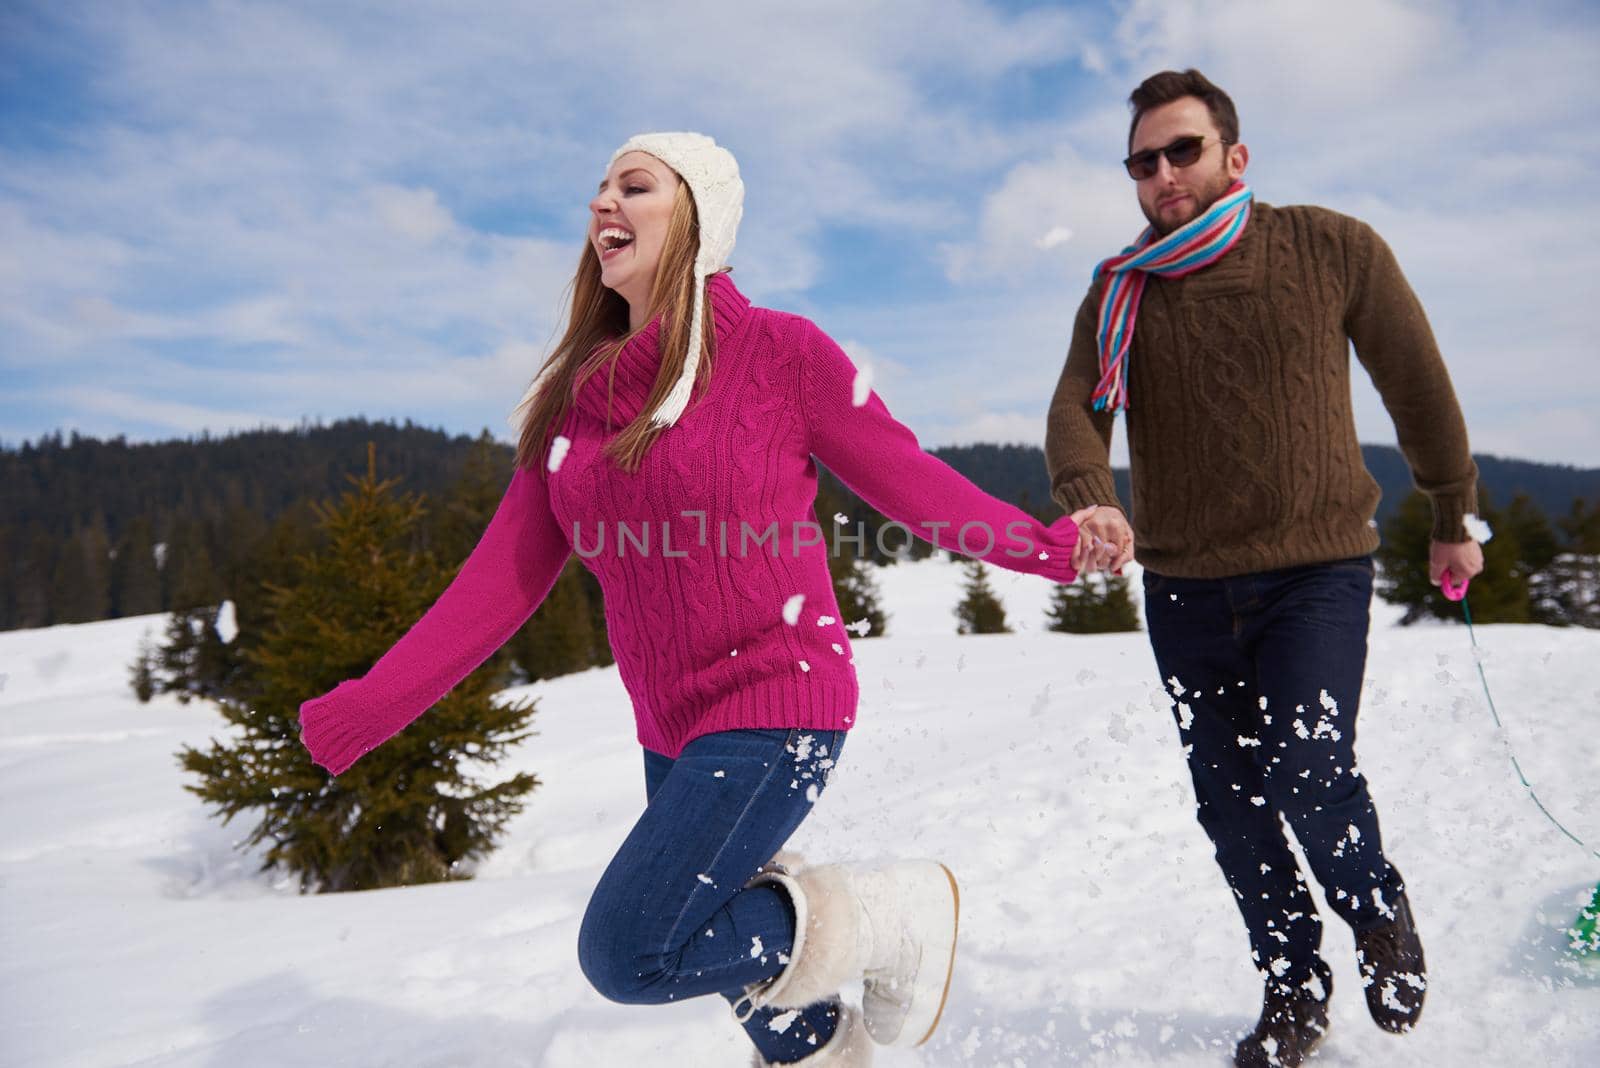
[299,464,572,775]
[796,319,1079,583]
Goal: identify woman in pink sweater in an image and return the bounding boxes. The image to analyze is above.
[300,133,1084,1067]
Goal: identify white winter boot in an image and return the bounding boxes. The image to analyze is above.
[748,1004,873,1067]
[747,860,960,1048]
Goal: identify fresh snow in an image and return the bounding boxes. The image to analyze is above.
[3,559,1597,1066]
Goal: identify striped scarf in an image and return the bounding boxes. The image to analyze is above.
[1090,182,1254,412]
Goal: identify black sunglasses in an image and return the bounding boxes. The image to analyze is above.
[1123,135,1231,180]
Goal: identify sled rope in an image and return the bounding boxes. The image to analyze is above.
[1453,592,1598,861]
[1443,571,1599,956]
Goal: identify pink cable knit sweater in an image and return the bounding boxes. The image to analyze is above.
[299,274,1080,774]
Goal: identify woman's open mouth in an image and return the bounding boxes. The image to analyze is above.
[598,226,635,260]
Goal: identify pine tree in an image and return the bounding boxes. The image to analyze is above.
[130,632,158,703]
[163,518,222,611]
[155,605,240,702]
[436,434,609,680]
[1376,488,1537,624]
[1047,573,1141,634]
[1451,491,1530,623]
[955,559,1010,634]
[9,523,54,629]
[52,520,112,624]
[1374,491,1438,623]
[579,565,615,666]
[1552,498,1600,628]
[815,481,888,638]
[111,516,163,617]
[833,554,889,639]
[178,449,539,893]
[1502,494,1562,625]
[432,430,512,563]
[514,559,601,681]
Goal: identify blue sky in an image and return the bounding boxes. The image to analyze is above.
[3,0,1597,467]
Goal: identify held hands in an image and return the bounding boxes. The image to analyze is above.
[1069,505,1134,576]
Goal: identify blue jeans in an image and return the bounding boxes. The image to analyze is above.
[577,727,847,1063]
[1143,558,1407,990]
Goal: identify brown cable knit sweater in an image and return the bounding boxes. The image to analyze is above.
[1045,202,1477,578]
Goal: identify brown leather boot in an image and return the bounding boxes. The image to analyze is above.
[1354,890,1427,1033]
[1234,961,1332,1067]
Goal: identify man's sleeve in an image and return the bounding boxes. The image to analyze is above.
[1045,284,1125,515]
[1343,217,1478,542]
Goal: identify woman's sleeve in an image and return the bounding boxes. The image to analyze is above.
[796,319,1079,583]
[298,465,573,775]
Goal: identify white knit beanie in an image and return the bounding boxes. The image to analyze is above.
[609,131,744,428]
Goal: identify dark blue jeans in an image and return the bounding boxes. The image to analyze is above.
[577,727,846,1063]
[1143,557,1407,990]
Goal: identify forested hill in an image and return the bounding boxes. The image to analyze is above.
[3,420,1597,631]
[927,442,1600,526]
[4,420,501,533]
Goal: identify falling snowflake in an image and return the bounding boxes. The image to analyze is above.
[852,364,875,407]
[547,435,572,473]
[782,594,805,625]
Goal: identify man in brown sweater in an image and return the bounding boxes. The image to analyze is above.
[1046,70,1483,1068]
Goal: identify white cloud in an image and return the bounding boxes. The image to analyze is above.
[2,0,1596,467]
[1114,0,1448,120]
[923,0,1600,465]
[371,186,456,245]
[943,410,1047,447]
[51,387,295,439]
[3,0,1098,447]
[940,148,1143,283]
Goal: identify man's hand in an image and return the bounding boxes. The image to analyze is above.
[1070,505,1135,575]
[1429,539,1484,588]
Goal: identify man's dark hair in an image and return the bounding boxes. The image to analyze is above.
[1128,69,1239,150]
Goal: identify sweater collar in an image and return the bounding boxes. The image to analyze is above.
[572,272,750,430]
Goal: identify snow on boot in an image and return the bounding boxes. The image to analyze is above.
[1234,961,1332,1068]
[1354,890,1427,1033]
[745,860,959,1048]
[749,1004,873,1067]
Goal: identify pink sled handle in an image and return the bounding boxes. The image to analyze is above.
[1440,568,1470,602]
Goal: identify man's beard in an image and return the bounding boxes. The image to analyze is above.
[1141,161,1233,236]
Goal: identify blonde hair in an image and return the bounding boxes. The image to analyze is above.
[514,181,716,474]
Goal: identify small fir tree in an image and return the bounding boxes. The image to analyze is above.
[1047,573,1141,634]
[130,632,158,703]
[178,449,538,892]
[155,605,239,703]
[955,558,1011,634]
[833,554,889,639]
[815,482,888,638]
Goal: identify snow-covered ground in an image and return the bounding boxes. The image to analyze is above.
[3,559,1597,1066]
